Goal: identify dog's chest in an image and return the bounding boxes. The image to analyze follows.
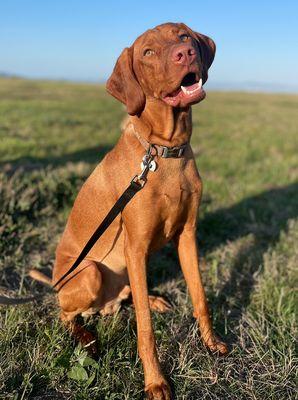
[152,160,202,240]
[162,189,192,238]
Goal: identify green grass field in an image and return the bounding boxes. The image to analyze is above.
[0,77,297,399]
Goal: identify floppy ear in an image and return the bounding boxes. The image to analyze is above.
[180,24,216,84]
[194,32,216,84]
[106,47,146,116]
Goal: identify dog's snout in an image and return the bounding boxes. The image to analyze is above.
[172,44,196,65]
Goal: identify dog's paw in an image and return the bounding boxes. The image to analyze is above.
[148,296,172,313]
[80,332,98,357]
[203,334,228,355]
[145,379,172,400]
[198,316,228,355]
[83,338,98,358]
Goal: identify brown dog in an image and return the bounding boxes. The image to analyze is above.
[30,22,228,400]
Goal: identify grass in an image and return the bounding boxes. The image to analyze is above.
[0,77,297,399]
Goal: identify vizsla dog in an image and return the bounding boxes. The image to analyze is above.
[30,22,228,400]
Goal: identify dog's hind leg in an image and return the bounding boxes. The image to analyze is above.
[55,259,102,356]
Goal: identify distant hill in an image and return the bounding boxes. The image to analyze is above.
[1,72,297,93]
[206,80,298,94]
[0,72,21,78]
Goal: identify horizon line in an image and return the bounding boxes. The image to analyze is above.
[1,72,298,95]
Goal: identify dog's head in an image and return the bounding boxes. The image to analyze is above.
[106,22,216,116]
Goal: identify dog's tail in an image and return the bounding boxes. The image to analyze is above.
[28,269,52,286]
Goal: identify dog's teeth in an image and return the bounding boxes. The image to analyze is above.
[181,81,202,95]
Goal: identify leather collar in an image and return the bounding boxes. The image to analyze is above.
[132,125,188,158]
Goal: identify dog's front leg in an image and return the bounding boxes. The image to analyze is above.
[124,234,171,400]
[175,227,228,355]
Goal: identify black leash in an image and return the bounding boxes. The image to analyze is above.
[52,180,143,290]
[52,145,157,290]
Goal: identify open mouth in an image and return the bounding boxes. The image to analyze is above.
[162,72,205,107]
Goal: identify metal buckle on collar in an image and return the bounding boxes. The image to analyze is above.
[161,144,186,158]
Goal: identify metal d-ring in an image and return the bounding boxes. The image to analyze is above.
[148,144,158,157]
[137,144,158,182]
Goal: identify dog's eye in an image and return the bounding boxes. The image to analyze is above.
[179,34,189,42]
[144,49,155,56]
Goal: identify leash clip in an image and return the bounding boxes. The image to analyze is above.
[131,145,157,188]
[140,145,157,177]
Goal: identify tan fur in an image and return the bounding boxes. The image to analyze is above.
[30,23,227,399]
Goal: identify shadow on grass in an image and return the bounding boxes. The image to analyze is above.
[0,144,112,174]
[150,181,298,337]
[201,181,298,336]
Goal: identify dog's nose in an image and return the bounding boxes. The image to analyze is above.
[172,44,196,65]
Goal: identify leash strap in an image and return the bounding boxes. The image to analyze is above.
[52,180,143,290]
[52,143,157,290]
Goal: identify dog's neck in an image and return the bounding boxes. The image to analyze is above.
[130,97,192,147]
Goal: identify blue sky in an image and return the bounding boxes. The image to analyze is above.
[1,0,298,91]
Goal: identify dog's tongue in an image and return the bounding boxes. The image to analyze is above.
[162,77,204,106]
[182,83,199,91]
[181,79,203,95]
